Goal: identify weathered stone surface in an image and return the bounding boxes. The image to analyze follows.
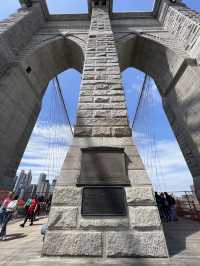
[78,103,126,110]
[92,127,111,137]
[94,110,111,118]
[128,156,144,170]
[52,186,81,205]
[43,231,102,256]
[126,187,155,206]
[57,170,80,185]
[77,118,128,126]
[74,127,92,136]
[94,96,110,103]
[102,137,133,146]
[79,217,129,229]
[112,127,132,137]
[80,96,93,103]
[48,207,78,228]
[77,110,93,118]
[111,96,125,102]
[129,206,161,228]
[128,170,152,185]
[106,231,168,257]
[112,110,127,118]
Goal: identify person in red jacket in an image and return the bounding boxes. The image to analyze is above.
[20,196,38,227]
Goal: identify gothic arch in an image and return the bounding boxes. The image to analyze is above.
[0,36,84,188]
[118,34,200,198]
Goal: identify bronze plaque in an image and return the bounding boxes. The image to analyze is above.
[81,187,127,216]
[77,147,130,186]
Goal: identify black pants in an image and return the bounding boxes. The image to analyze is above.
[23,212,34,225]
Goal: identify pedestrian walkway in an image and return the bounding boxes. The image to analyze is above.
[0,217,200,265]
[0,217,47,265]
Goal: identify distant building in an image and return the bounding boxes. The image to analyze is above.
[36,173,50,197]
[13,170,32,198]
[49,178,57,194]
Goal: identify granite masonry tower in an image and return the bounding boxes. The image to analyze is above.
[1,0,200,260]
[42,0,168,258]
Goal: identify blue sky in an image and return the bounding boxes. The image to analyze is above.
[1,0,199,192]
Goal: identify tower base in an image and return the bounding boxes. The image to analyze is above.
[42,137,168,258]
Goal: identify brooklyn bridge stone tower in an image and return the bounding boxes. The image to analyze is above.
[1,0,200,259]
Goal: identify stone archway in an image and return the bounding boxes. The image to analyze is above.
[118,33,200,199]
[0,36,84,189]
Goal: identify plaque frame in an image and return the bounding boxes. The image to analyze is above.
[77,147,130,186]
[81,186,127,216]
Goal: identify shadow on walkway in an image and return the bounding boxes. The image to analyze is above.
[4,233,27,241]
[163,218,200,257]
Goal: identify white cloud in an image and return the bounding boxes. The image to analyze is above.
[17,123,73,184]
[133,133,193,193]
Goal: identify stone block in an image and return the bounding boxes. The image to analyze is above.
[111,110,127,118]
[128,170,152,185]
[79,217,129,230]
[73,137,103,147]
[112,127,132,137]
[43,231,103,256]
[111,96,125,102]
[61,157,81,170]
[78,103,126,110]
[92,127,111,137]
[124,146,138,156]
[129,206,161,229]
[94,110,111,118]
[93,90,108,96]
[57,170,80,185]
[108,90,124,96]
[48,207,78,229]
[128,156,144,170]
[65,146,81,158]
[94,96,110,103]
[80,96,93,103]
[126,187,155,206]
[74,127,92,137]
[77,110,93,118]
[77,118,128,126]
[102,137,133,146]
[52,186,81,205]
[106,231,168,257]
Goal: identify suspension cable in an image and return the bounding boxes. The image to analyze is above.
[131,73,148,129]
[53,76,74,136]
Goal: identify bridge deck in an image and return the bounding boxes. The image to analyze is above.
[0,217,200,265]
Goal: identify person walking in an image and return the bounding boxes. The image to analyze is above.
[20,196,38,227]
[0,195,18,241]
[160,192,171,222]
[155,192,164,220]
[165,192,178,221]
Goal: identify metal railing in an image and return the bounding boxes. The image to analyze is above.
[169,191,200,222]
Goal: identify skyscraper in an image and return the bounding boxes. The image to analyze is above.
[36,173,50,197]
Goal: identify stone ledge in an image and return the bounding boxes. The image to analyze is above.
[106,231,168,257]
[42,231,103,257]
[79,217,129,230]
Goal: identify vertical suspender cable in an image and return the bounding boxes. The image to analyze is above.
[131,74,148,129]
[54,76,74,136]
